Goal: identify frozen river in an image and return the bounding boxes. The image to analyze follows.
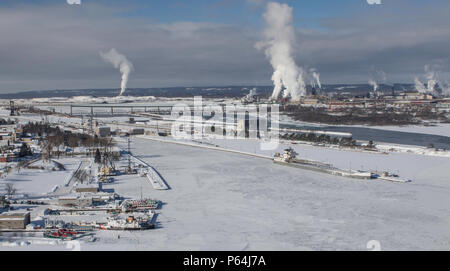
[85,137,450,250]
[2,136,449,250]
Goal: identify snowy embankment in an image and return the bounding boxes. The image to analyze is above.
[64,161,82,187]
[136,135,272,160]
[375,143,450,158]
[129,154,169,190]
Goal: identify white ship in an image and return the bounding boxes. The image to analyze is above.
[102,212,155,230]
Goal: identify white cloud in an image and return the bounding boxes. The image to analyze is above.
[367,0,382,4]
[67,0,81,5]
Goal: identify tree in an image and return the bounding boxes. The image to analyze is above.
[5,183,16,197]
[19,143,32,157]
[94,148,102,164]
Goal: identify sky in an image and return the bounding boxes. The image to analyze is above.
[1,0,450,93]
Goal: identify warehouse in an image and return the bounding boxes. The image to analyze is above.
[0,212,31,229]
[58,195,93,208]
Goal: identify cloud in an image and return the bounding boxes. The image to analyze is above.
[67,0,81,5]
[1,1,450,93]
[367,0,382,4]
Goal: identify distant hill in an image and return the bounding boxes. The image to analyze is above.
[0,84,415,99]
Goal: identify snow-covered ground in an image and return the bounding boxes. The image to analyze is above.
[4,136,448,250]
[1,101,449,251]
[0,158,80,196]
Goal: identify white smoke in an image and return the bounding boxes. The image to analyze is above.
[424,65,438,93]
[368,70,386,92]
[368,79,378,91]
[67,0,81,5]
[441,81,450,97]
[255,2,306,101]
[414,77,427,93]
[100,49,134,96]
[367,0,381,4]
[415,65,439,94]
[309,68,322,90]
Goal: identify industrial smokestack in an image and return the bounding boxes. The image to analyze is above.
[100,48,134,96]
[255,2,306,101]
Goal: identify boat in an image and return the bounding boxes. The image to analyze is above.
[43,228,78,240]
[103,213,155,230]
[274,148,373,180]
[120,198,160,212]
[376,172,411,183]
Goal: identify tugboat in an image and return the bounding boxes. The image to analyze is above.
[43,228,78,240]
[273,147,298,163]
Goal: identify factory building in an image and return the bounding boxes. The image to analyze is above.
[74,183,101,193]
[0,212,31,229]
[58,195,93,208]
[129,128,145,135]
[95,126,111,137]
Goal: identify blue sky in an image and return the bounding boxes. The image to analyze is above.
[0,0,408,25]
[1,0,450,92]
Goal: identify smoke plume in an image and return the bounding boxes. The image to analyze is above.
[441,81,450,97]
[414,77,427,93]
[368,69,387,93]
[100,48,134,96]
[368,79,378,91]
[415,65,439,94]
[309,68,322,90]
[67,0,81,5]
[424,65,438,92]
[255,2,306,101]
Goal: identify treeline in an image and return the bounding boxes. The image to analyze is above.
[23,122,115,153]
[0,118,15,125]
[283,106,419,125]
[281,133,357,146]
[283,105,449,125]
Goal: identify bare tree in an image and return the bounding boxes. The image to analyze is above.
[17,161,27,173]
[5,183,17,197]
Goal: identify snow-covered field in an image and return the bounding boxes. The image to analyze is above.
[97,138,450,250]
[1,158,80,196]
[4,136,448,251]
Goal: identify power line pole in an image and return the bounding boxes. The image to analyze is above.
[127,137,132,173]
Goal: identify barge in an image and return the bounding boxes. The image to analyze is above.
[274,148,373,180]
[274,148,410,183]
